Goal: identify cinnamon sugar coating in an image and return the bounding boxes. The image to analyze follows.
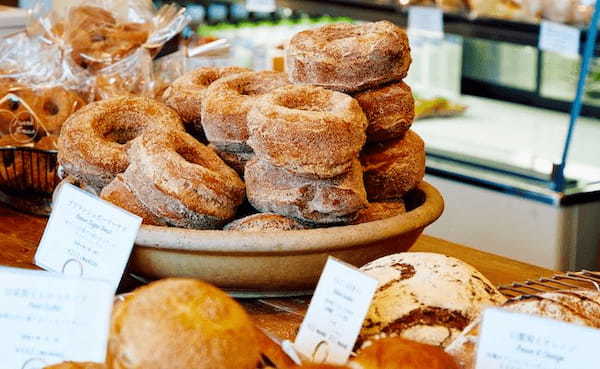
[248,85,367,179]
[58,96,184,191]
[124,130,244,229]
[360,131,425,201]
[100,174,162,226]
[245,158,368,224]
[162,66,250,131]
[223,212,307,232]
[201,71,290,150]
[354,81,415,142]
[350,200,406,225]
[286,21,411,93]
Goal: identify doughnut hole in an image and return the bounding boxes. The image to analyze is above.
[275,89,332,112]
[43,99,60,116]
[96,113,147,145]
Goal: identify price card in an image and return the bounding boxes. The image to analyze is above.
[539,21,581,58]
[294,257,378,365]
[475,308,600,369]
[0,267,113,369]
[245,0,277,13]
[35,183,142,291]
[408,6,444,37]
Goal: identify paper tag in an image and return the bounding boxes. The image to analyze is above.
[0,267,113,369]
[35,183,142,291]
[294,257,378,365]
[539,21,580,58]
[476,308,600,369]
[245,0,277,13]
[408,6,444,37]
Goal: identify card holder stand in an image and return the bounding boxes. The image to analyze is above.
[498,270,600,299]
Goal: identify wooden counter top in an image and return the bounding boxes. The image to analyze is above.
[0,204,555,340]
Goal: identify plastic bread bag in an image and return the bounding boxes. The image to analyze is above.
[27,0,189,73]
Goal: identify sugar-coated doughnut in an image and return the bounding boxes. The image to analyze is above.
[223,212,308,232]
[286,21,411,93]
[354,81,414,142]
[123,130,245,229]
[163,66,250,131]
[100,174,162,226]
[201,70,290,151]
[58,96,184,191]
[248,85,367,179]
[245,158,368,224]
[361,130,425,201]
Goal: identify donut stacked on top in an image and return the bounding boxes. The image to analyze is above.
[287,20,425,207]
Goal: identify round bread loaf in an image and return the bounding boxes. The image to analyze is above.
[361,130,425,201]
[100,174,162,226]
[350,201,406,225]
[43,362,105,369]
[224,213,308,232]
[245,158,368,224]
[201,71,290,151]
[123,130,245,229]
[58,96,184,191]
[359,252,506,348]
[350,337,458,369]
[354,81,414,142]
[209,144,253,176]
[446,289,600,369]
[162,66,250,132]
[286,21,411,93]
[248,85,367,179]
[107,278,260,369]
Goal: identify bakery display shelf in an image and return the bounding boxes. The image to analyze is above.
[412,94,600,203]
[275,0,600,56]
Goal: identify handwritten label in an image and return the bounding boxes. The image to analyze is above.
[245,0,277,13]
[35,183,141,290]
[294,257,378,365]
[408,6,444,37]
[476,308,600,369]
[539,21,580,58]
[0,267,113,369]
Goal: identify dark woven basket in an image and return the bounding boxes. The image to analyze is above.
[0,147,59,215]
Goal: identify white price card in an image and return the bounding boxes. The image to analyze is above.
[476,308,600,369]
[539,21,581,58]
[294,257,378,365]
[35,183,142,290]
[408,6,444,37]
[0,267,113,369]
[245,0,277,13]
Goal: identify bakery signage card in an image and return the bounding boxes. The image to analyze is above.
[408,6,444,37]
[538,21,580,58]
[475,308,600,369]
[35,183,142,290]
[0,267,113,369]
[294,257,378,365]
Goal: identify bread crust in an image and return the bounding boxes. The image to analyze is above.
[360,130,425,201]
[162,66,250,131]
[124,130,245,229]
[107,278,260,369]
[350,201,406,225]
[286,21,411,93]
[201,71,290,150]
[58,96,184,191]
[353,81,414,143]
[245,158,368,224]
[248,85,367,179]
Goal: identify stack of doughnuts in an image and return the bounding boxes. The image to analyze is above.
[268,20,424,222]
[245,84,369,225]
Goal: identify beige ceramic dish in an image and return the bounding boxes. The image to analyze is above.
[130,181,444,296]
